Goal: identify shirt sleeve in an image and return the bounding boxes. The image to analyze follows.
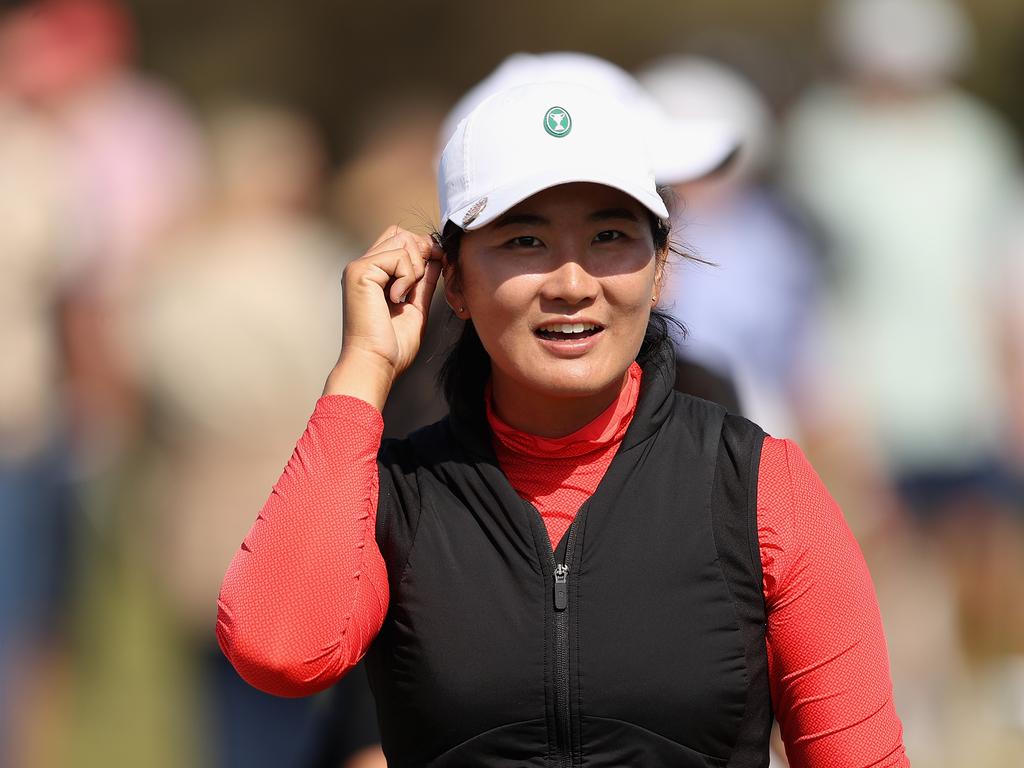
[215,395,390,697]
[758,436,910,767]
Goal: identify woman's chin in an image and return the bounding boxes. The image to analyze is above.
[516,358,627,400]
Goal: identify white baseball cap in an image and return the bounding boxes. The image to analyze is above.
[440,52,739,186]
[438,80,670,232]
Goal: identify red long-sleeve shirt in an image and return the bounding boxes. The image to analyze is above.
[217,364,909,767]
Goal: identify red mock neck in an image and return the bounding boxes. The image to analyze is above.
[486,362,643,459]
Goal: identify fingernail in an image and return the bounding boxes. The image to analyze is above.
[399,292,408,303]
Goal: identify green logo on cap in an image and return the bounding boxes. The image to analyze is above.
[543,106,572,138]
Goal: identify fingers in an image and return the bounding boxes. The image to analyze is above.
[369,223,403,249]
[369,225,436,262]
[362,226,440,304]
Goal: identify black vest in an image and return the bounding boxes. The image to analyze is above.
[366,345,772,767]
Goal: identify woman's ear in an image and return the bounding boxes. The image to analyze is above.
[442,257,468,318]
[652,248,668,305]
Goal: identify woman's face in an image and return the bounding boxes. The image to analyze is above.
[447,181,664,406]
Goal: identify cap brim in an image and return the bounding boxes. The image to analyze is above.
[448,166,669,231]
[651,118,740,185]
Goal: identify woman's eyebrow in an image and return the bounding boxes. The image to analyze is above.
[492,213,549,228]
[587,208,641,223]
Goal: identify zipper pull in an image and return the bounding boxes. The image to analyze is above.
[553,564,569,611]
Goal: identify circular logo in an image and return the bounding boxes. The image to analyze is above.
[543,106,572,138]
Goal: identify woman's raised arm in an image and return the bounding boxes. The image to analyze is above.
[216,395,389,696]
[215,226,442,696]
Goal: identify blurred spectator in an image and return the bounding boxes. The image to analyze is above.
[782,0,1020,513]
[1,0,205,468]
[127,104,380,768]
[1003,196,1024,472]
[782,0,1024,761]
[304,667,387,768]
[1,2,209,764]
[332,100,442,245]
[639,55,822,439]
[0,82,77,768]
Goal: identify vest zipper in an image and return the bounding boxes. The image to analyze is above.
[553,564,569,610]
[551,522,580,768]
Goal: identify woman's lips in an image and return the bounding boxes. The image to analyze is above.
[533,326,605,357]
[534,326,602,341]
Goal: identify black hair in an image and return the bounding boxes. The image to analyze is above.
[434,187,690,411]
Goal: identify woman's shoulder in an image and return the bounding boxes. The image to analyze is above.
[668,390,768,448]
[756,435,830,514]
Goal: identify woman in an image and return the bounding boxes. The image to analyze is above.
[217,82,909,767]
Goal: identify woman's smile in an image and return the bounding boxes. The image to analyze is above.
[532,317,606,357]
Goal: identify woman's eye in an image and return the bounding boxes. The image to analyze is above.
[594,230,624,243]
[506,235,542,248]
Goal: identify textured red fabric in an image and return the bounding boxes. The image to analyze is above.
[215,395,389,697]
[216,380,909,765]
[758,436,908,767]
[486,362,641,548]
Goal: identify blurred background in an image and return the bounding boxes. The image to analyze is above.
[1,0,1023,766]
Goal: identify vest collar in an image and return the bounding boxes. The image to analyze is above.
[448,339,677,460]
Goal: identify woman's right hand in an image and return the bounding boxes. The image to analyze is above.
[325,226,443,406]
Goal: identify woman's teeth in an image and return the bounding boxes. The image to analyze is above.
[557,323,594,333]
[536,323,601,339]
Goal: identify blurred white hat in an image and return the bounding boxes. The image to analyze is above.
[638,55,772,179]
[828,0,972,86]
[440,52,739,186]
[439,81,669,231]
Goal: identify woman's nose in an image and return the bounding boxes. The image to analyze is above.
[540,249,599,306]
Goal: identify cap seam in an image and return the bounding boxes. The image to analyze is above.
[461,111,475,199]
